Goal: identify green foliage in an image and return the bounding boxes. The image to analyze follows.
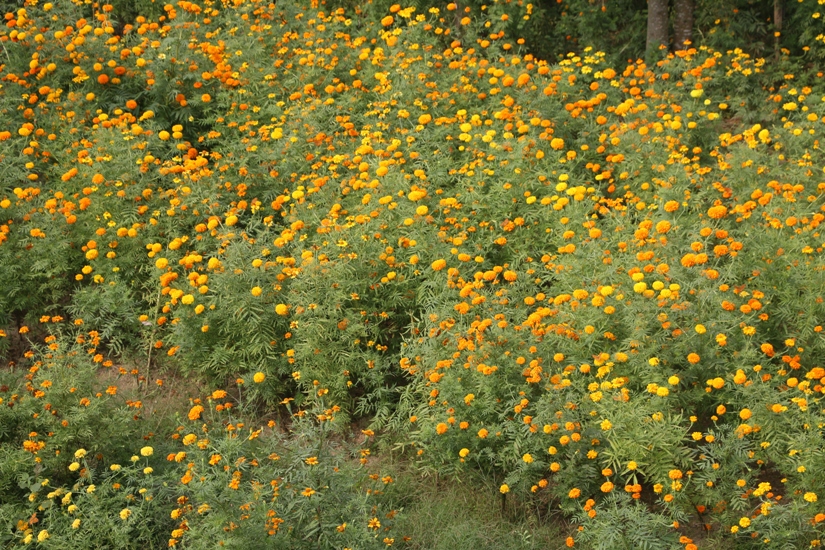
[1,0,825,547]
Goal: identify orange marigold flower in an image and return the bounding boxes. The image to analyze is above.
[188,405,204,421]
[707,205,728,219]
[431,259,447,271]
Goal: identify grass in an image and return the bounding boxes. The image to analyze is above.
[386,465,569,549]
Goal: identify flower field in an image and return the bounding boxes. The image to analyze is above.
[1,0,825,547]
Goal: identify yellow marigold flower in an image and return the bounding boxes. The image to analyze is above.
[739,517,751,528]
[459,448,469,458]
[275,303,289,315]
[253,372,266,383]
[499,484,510,494]
[69,462,80,472]
[522,453,533,464]
[251,286,262,296]
[805,492,818,502]
[140,446,153,457]
[120,508,132,520]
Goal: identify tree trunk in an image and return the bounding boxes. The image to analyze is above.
[646,0,669,59]
[673,0,694,51]
[774,0,783,58]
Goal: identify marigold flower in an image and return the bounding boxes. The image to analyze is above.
[188,405,204,421]
[707,205,728,219]
[665,201,679,212]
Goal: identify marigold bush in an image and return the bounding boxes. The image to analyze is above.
[1,0,825,546]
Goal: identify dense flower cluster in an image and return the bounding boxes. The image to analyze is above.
[0,0,824,547]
